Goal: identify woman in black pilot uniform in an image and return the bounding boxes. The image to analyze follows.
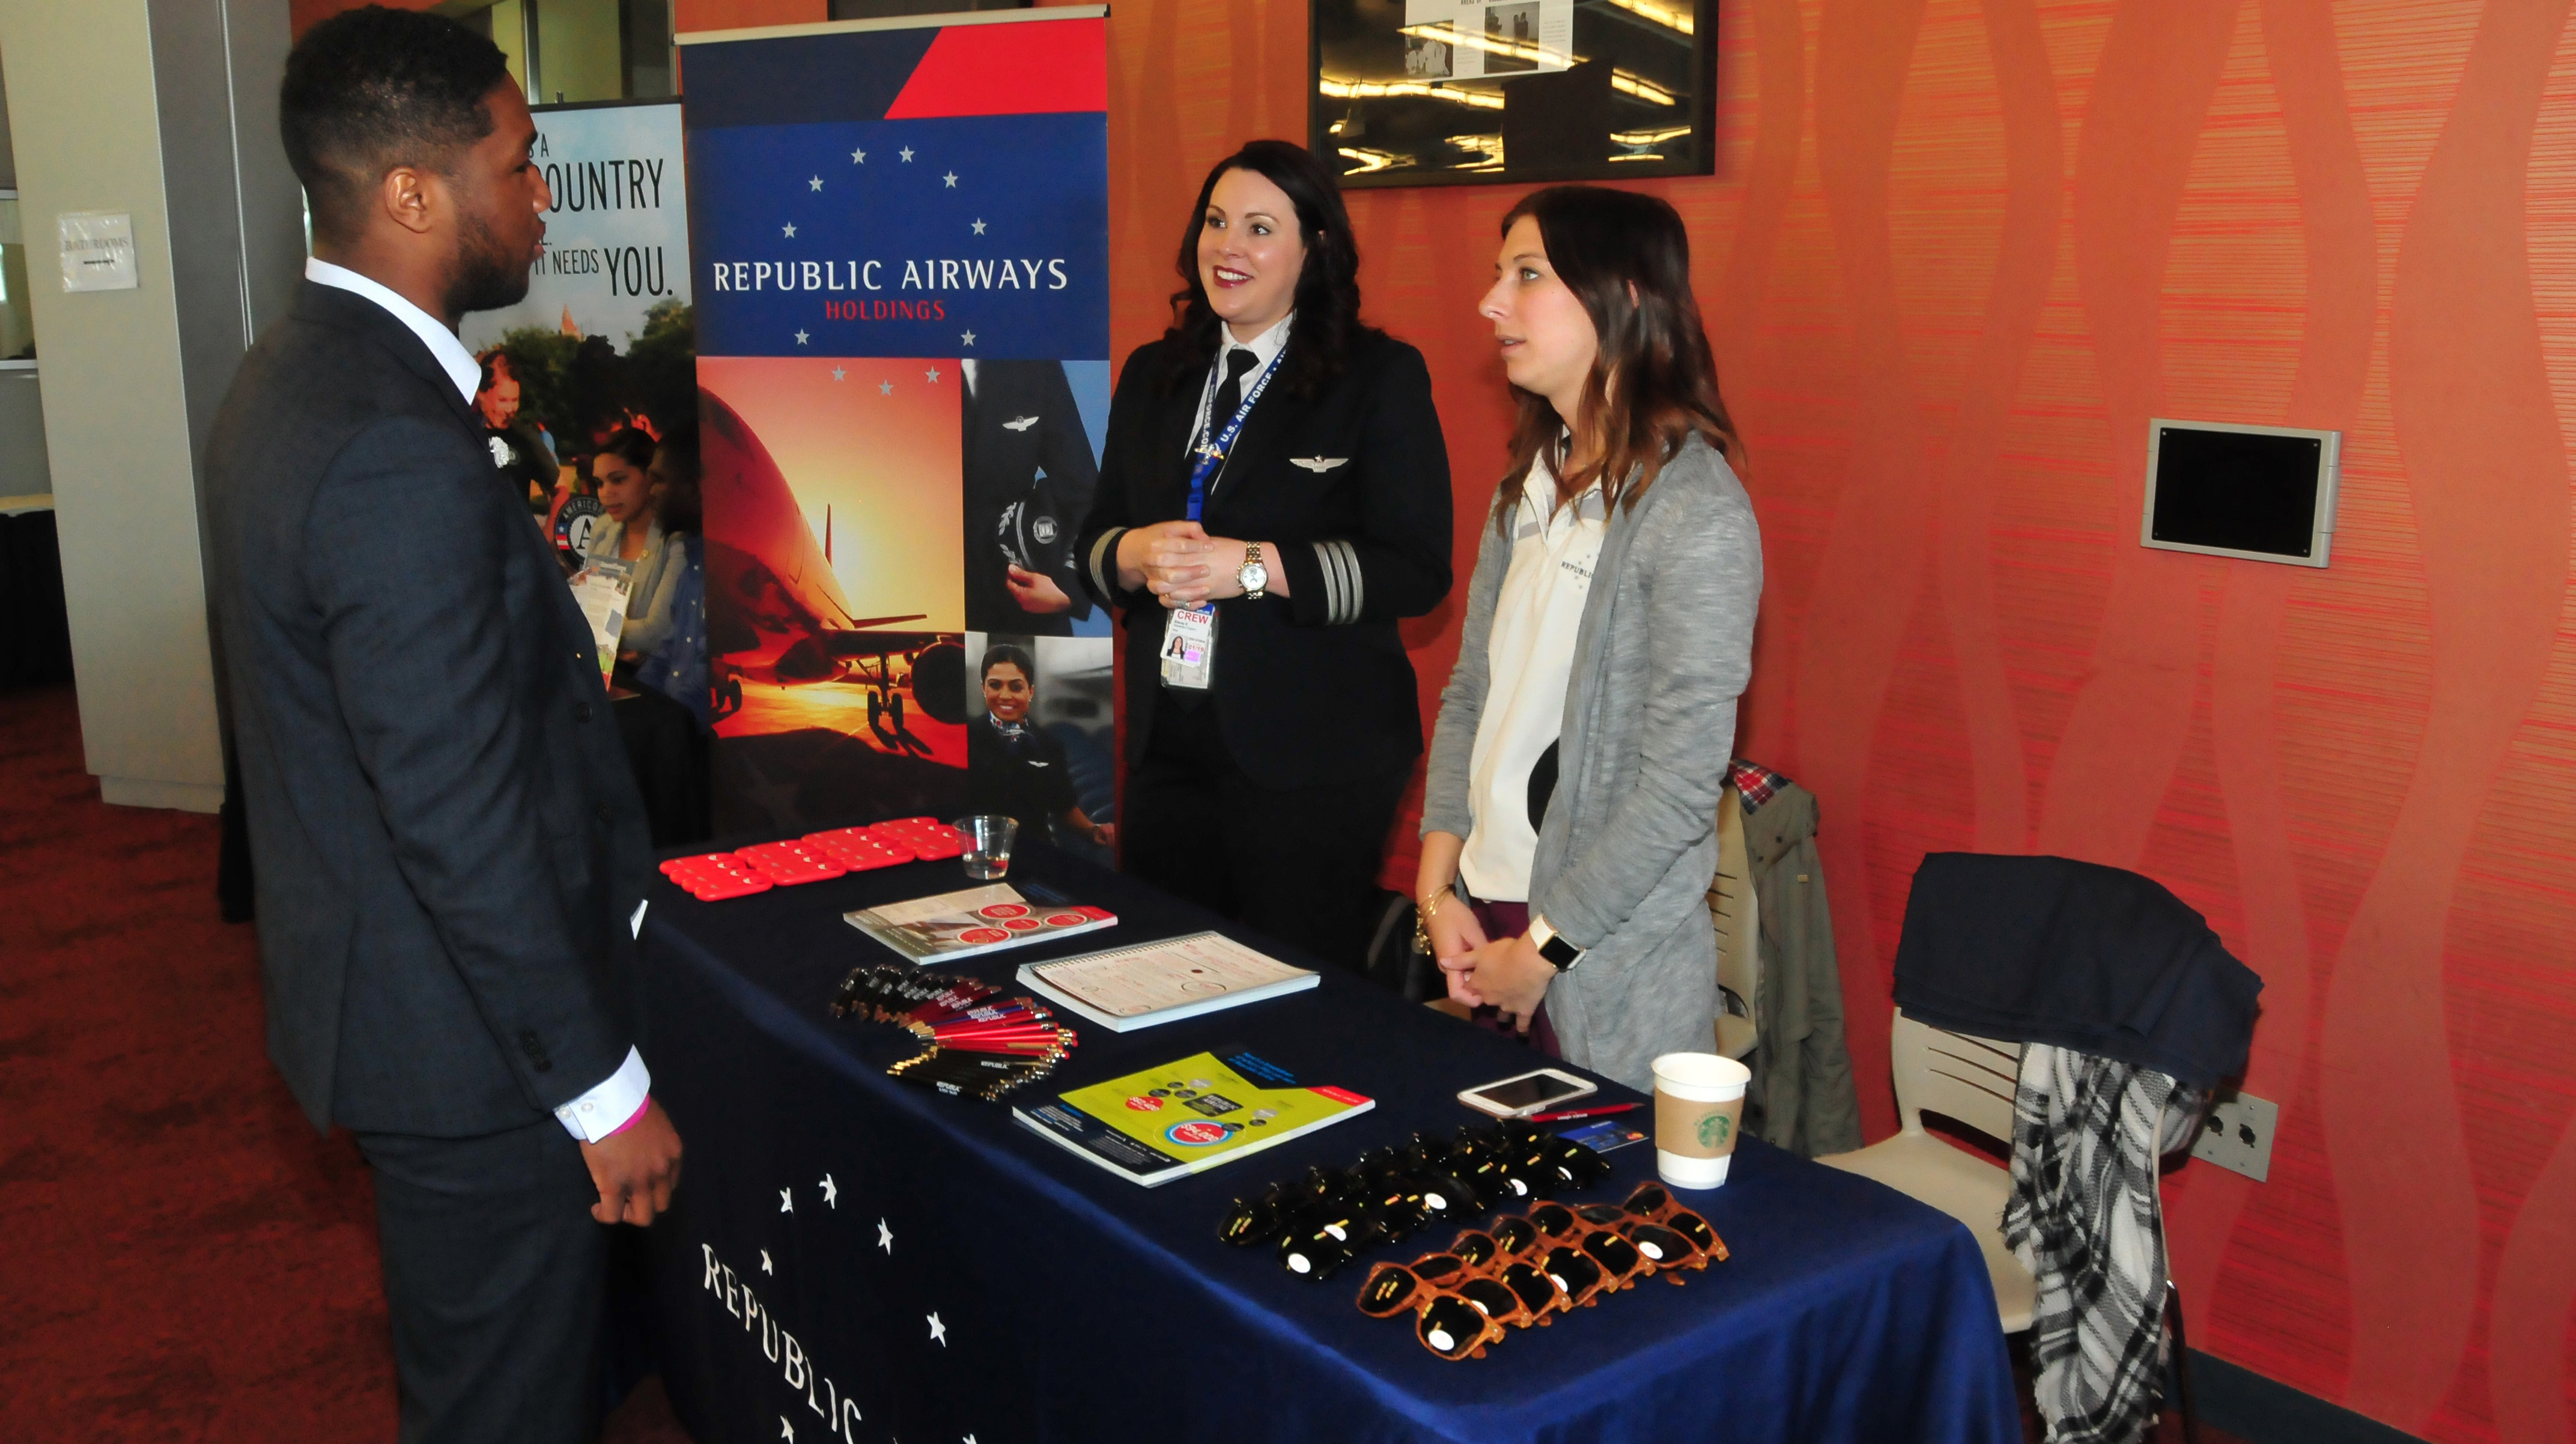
[964,643,1115,849]
[1074,139,1452,971]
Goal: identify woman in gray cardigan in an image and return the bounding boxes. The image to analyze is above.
[1418,186,1763,1094]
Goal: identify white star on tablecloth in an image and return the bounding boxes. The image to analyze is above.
[960,331,976,348]
[760,1249,774,1275]
[782,222,797,238]
[809,175,823,191]
[925,367,942,383]
[876,1218,895,1252]
[780,1418,794,1441]
[900,146,916,162]
[821,1173,839,1205]
[830,366,846,381]
[971,219,986,235]
[851,147,866,164]
[794,330,811,346]
[926,1312,948,1346]
[779,1187,794,1213]
[878,380,894,396]
[943,171,958,188]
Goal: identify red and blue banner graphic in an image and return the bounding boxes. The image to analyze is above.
[684,12,1115,841]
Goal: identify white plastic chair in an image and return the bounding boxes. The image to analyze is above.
[1709,786,1760,1062]
[1818,1008,2038,1333]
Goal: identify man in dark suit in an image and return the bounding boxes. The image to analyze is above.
[202,11,682,1440]
[962,359,1099,636]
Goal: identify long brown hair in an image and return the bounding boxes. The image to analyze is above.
[1163,140,1373,398]
[1496,186,1739,527]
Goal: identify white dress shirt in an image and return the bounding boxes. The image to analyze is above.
[305,253,652,1143]
[1458,462,1608,903]
[1188,312,1293,472]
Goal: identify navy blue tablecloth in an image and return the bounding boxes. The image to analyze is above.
[638,843,2019,1444]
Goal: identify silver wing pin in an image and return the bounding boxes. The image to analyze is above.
[1290,457,1349,472]
[1003,416,1040,432]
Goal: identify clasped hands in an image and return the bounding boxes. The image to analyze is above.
[1424,893,1557,1027]
[1114,521,1274,608]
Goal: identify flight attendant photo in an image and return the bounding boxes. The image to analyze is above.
[1074,139,1453,971]
[965,643,1116,849]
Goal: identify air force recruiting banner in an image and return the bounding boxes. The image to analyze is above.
[461,100,690,353]
[683,11,1116,851]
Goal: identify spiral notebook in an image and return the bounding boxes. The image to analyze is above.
[1014,932,1319,1033]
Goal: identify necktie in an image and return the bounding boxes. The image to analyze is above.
[1209,347,1260,445]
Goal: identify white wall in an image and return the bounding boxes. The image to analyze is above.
[0,0,219,809]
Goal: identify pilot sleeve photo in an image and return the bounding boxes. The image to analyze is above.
[963,359,1101,637]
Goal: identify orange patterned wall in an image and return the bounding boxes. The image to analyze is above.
[1066,2,2576,1439]
[308,1,2576,1436]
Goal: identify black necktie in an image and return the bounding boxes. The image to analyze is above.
[1209,347,1260,446]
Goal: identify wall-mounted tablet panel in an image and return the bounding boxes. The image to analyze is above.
[2142,419,2341,568]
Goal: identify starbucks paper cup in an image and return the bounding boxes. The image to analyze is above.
[1652,1051,1751,1190]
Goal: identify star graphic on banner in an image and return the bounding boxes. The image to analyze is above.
[821,1173,839,1206]
[782,222,797,238]
[960,331,976,348]
[926,1312,948,1346]
[830,366,845,381]
[780,1419,795,1442]
[760,1249,774,1275]
[851,147,866,164]
[899,146,916,162]
[970,219,986,235]
[878,380,893,396]
[794,330,811,346]
[809,175,824,192]
[876,1218,894,1252]
[925,367,942,383]
[779,1187,794,1213]
[943,171,958,188]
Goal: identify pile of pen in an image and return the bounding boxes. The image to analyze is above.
[830,963,1075,1101]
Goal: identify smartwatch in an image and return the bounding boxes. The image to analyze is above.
[1526,912,1584,974]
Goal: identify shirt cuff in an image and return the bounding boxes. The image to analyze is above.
[554,1045,651,1142]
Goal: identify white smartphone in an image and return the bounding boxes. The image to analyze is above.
[1456,1067,1599,1120]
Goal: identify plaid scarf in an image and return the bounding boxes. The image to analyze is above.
[2003,1045,2207,1444]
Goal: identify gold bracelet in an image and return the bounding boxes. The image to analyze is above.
[1418,884,1453,920]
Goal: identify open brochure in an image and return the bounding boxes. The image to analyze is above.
[1012,1048,1373,1186]
[1015,931,1318,1033]
[845,884,1116,964]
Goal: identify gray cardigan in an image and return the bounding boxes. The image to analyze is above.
[1423,432,1763,1091]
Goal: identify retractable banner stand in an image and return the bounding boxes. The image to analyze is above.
[461,101,696,523]
[682,11,1115,845]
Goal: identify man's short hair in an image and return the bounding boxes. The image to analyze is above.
[281,7,513,247]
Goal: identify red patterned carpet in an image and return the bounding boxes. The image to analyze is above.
[0,686,687,1442]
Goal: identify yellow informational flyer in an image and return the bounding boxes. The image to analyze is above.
[1012,1048,1374,1186]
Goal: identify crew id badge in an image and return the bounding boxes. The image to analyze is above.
[1159,602,1218,689]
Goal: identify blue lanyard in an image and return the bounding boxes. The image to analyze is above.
[1184,349,1280,523]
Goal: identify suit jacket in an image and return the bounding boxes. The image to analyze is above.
[1074,329,1452,789]
[964,360,1097,636]
[205,281,656,1137]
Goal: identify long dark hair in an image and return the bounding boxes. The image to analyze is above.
[1164,140,1370,398]
[1496,186,1739,527]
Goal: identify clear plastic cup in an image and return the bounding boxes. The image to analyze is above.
[952,815,1019,880]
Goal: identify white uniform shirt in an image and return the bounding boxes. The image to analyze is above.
[1457,463,1608,903]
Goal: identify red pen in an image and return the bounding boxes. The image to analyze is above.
[1528,1102,1642,1124]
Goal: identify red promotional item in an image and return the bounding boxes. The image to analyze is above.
[736,840,846,887]
[659,852,774,901]
[870,817,966,860]
[804,826,916,872]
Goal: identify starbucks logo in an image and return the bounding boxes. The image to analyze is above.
[1698,1113,1732,1149]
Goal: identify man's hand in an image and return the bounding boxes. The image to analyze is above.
[580,1097,683,1225]
[1003,563,1072,613]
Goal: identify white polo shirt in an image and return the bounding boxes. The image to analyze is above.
[1458,462,1607,903]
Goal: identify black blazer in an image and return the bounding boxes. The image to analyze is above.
[1074,327,1451,789]
[964,360,1099,636]
[204,281,655,1137]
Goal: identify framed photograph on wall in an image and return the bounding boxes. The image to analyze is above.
[1310,0,1715,189]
